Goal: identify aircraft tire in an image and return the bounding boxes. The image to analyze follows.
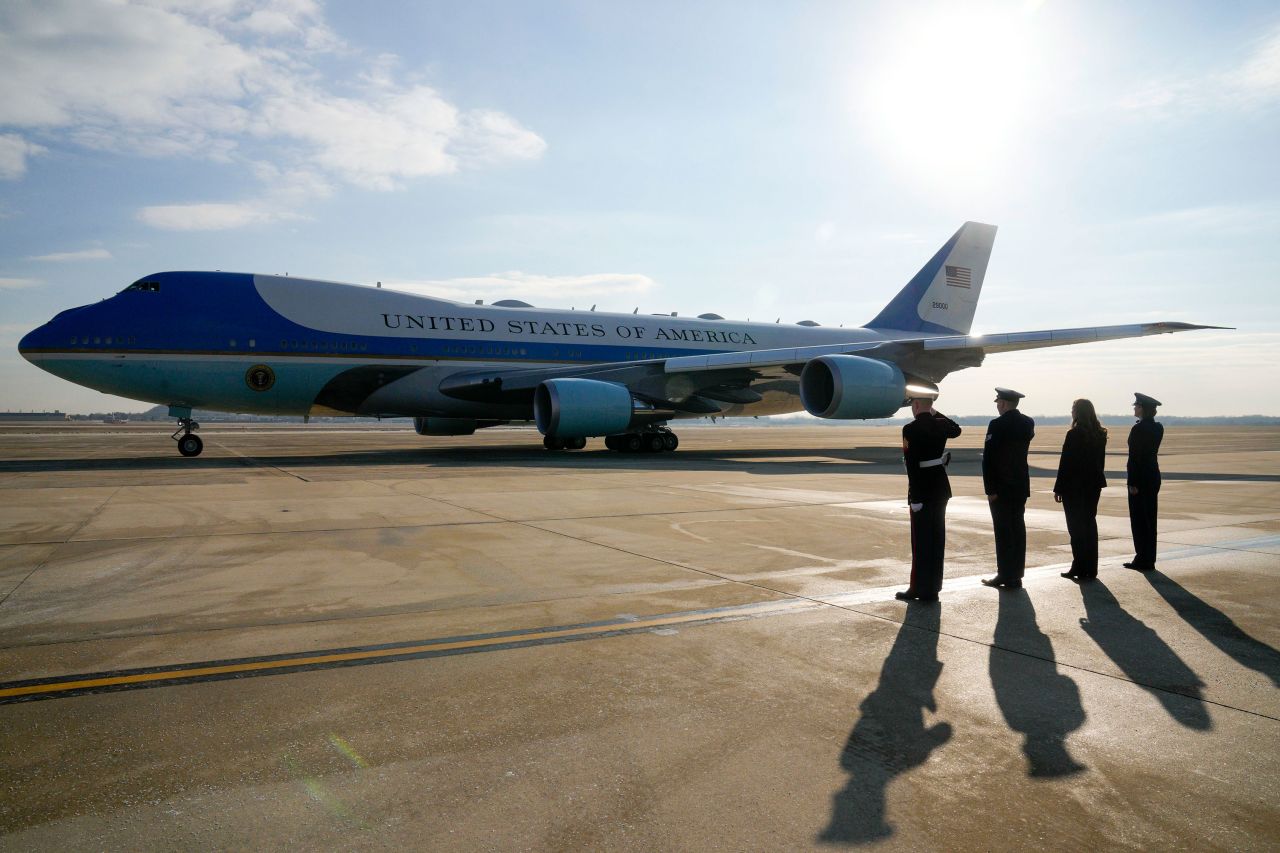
[644,433,666,453]
[566,436,587,450]
[662,432,678,451]
[543,435,565,451]
[178,434,204,457]
[622,434,643,453]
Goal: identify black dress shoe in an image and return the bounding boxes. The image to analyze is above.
[895,590,939,602]
[1060,571,1079,580]
[1123,562,1155,572]
[982,577,1022,589]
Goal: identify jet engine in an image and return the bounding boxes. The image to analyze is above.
[799,355,907,419]
[534,378,641,437]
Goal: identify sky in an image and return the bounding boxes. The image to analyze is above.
[1,0,1278,417]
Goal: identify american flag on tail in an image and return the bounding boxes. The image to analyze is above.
[945,265,971,288]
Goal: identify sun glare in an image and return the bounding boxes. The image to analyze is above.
[862,4,1042,191]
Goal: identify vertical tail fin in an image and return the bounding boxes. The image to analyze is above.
[866,221,997,335]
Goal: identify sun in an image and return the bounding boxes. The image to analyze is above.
[862,3,1043,191]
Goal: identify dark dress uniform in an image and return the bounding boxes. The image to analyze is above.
[902,410,962,599]
[1127,412,1164,570]
[983,407,1035,584]
[1054,427,1107,578]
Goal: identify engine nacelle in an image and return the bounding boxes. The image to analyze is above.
[799,355,907,419]
[413,417,478,436]
[534,378,636,437]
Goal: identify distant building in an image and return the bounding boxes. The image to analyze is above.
[0,411,70,422]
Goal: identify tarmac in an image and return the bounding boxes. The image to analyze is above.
[0,422,1277,851]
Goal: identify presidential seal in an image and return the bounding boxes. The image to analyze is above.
[245,364,276,392]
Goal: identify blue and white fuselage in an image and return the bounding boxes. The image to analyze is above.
[18,222,1218,455]
[19,270,891,418]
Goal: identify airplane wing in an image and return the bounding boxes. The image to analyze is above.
[441,320,1224,412]
[664,320,1228,383]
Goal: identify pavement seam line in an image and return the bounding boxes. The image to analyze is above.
[0,486,121,609]
[210,437,311,482]
[827,600,1280,725]
[510,523,1280,724]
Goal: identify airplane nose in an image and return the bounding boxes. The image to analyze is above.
[18,323,50,362]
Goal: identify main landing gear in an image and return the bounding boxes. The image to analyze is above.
[172,417,203,457]
[541,427,680,453]
[604,427,679,453]
[543,435,588,451]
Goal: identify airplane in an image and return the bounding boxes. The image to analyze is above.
[18,221,1220,457]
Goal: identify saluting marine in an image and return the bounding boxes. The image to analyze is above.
[1125,392,1164,571]
[981,387,1035,590]
[897,397,962,603]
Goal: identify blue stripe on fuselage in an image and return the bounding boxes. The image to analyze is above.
[21,271,727,365]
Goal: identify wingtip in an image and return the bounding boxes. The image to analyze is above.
[1153,322,1233,332]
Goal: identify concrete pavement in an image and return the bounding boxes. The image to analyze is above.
[0,423,1276,850]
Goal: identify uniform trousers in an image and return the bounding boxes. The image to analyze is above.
[988,495,1027,581]
[1062,492,1100,578]
[908,499,948,596]
[1128,488,1159,567]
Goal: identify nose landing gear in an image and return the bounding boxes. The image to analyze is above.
[172,417,203,457]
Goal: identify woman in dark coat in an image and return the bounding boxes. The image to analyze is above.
[1054,398,1107,580]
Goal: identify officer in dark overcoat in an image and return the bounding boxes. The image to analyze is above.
[1125,392,1164,571]
[1053,397,1108,581]
[981,388,1035,589]
[897,397,962,602]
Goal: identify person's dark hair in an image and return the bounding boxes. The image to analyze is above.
[1072,398,1107,441]
[1137,402,1157,419]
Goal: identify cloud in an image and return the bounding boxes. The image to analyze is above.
[0,277,41,290]
[1227,25,1280,104]
[1121,24,1280,117]
[0,133,46,179]
[137,202,299,231]
[0,0,545,225]
[386,272,659,304]
[27,248,113,262]
[1115,203,1280,237]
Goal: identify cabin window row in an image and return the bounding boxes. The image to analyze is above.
[70,336,137,345]
[280,339,370,352]
[441,344,529,357]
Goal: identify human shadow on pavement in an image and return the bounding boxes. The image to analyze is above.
[991,591,1086,778]
[1144,570,1280,688]
[818,603,950,845]
[1078,579,1211,730]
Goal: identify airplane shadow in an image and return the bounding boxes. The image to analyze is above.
[0,444,934,477]
[1144,570,1280,688]
[991,591,1087,778]
[817,603,950,845]
[1027,452,1280,484]
[1077,579,1211,730]
[4,441,1276,482]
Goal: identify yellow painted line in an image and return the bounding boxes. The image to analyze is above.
[0,599,812,700]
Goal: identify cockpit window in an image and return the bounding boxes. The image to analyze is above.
[124,280,161,293]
